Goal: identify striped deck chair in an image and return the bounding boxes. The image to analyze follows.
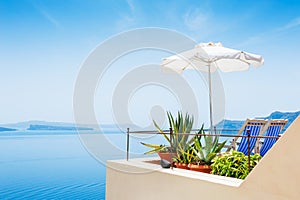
[259,119,288,156]
[227,119,267,155]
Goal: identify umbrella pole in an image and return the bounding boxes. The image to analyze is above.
[208,64,213,134]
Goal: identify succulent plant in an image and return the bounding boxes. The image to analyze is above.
[141,111,195,155]
[192,125,226,165]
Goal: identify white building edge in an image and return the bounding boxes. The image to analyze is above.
[106,116,300,200]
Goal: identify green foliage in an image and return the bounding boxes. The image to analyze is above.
[192,125,226,165]
[167,111,194,154]
[140,143,169,154]
[172,144,195,164]
[211,150,262,179]
[141,111,195,154]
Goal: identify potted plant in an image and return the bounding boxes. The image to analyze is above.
[189,125,226,173]
[211,150,261,179]
[173,157,189,170]
[140,144,175,162]
[173,144,195,169]
[141,111,195,163]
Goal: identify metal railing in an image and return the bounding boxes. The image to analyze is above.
[126,127,281,173]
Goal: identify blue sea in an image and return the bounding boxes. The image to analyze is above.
[0,130,166,200]
[0,129,235,199]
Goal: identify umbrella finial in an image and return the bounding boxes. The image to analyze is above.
[196,42,223,48]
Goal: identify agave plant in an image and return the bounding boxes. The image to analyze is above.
[141,111,195,154]
[173,143,196,164]
[192,125,226,165]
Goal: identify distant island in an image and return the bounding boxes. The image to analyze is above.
[216,111,300,131]
[0,120,96,132]
[0,127,17,132]
[0,111,299,133]
[27,124,93,131]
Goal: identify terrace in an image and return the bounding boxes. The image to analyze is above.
[106,116,300,200]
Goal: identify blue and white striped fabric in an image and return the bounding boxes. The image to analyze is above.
[260,125,281,156]
[237,125,262,155]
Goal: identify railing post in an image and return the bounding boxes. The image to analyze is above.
[126,128,129,161]
[169,127,173,168]
[247,129,251,173]
[169,127,173,152]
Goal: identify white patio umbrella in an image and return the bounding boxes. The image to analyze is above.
[161,42,264,132]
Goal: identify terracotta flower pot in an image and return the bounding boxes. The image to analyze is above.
[174,162,189,170]
[157,152,176,163]
[188,163,211,173]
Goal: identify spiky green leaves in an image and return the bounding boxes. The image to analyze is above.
[192,125,226,165]
[141,111,195,155]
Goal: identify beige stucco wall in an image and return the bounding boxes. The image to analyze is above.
[106,116,300,200]
[242,115,300,199]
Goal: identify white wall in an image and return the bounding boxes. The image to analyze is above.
[106,116,300,200]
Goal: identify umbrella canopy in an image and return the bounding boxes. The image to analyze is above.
[161,42,264,132]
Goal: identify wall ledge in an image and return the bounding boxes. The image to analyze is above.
[107,157,243,187]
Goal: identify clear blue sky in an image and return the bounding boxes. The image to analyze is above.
[1,0,299,125]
